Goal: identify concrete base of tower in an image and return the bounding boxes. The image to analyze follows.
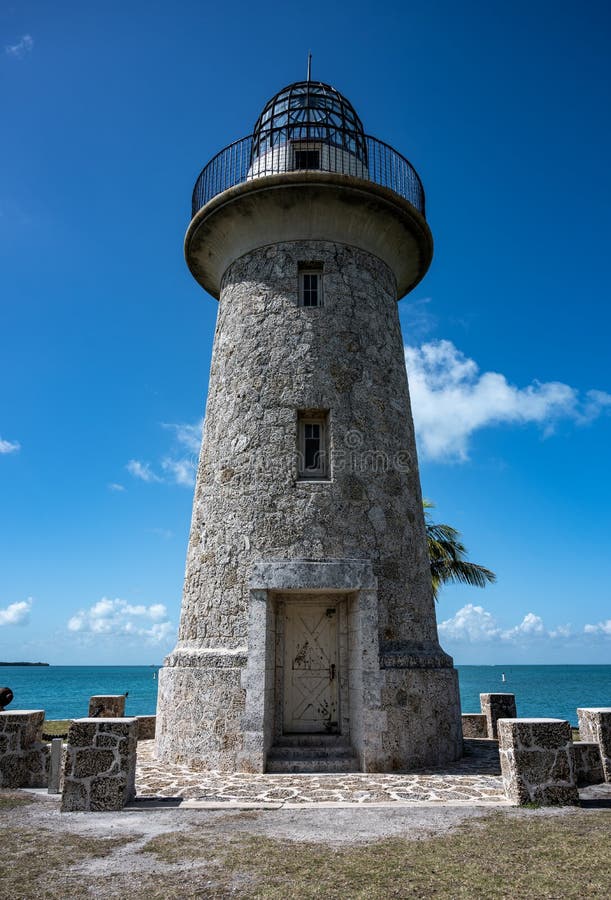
[155,652,462,774]
[378,666,463,770]
[155,562,463,774]
[156,665,462,773]
[155,649,247,773]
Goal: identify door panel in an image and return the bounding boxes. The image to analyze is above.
[284,603,338,733]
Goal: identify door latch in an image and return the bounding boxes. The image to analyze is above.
[329,663,336,681]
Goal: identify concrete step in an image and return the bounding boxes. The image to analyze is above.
[266,733,359,773]
[274,734,351,748]
[266,756,360,774]
[267,745,355,761]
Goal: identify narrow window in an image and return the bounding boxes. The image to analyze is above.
[299,263,323,308]
[294,148,320,169]
[297,411,329,480]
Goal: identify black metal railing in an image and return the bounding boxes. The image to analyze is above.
[191,134,425,218]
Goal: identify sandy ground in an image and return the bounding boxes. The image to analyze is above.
[14,785,611,847]
[16,790,499,846]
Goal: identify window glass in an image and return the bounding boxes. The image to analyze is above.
[304,423,321,470]
[299,265,323,308]
[302,273,319,307]
[294,149,320,169]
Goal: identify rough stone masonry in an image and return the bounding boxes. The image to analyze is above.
[0,710,49,789]
[156,240,462,773]
[61,718,137,812]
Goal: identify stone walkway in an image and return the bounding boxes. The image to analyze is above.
[135,739,507,806]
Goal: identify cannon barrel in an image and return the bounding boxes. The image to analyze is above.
[0,687,14,710]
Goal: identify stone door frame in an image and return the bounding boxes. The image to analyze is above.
[239,558,386,773]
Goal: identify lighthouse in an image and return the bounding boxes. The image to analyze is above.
[155,76,462,773]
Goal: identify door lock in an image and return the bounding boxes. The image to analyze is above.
[329,663,336,681]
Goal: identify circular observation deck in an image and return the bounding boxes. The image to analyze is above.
[185,80,433,299]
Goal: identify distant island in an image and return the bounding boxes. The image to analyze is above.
[0,662,49,666]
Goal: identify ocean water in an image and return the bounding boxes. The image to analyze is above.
[0,666,162,720]
[1,664,609,725]
[457,665,610,725]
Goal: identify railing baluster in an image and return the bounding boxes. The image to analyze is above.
[191,134,425,219]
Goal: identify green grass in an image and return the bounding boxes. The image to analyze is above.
[41,719,72,739]
[0,791,33,809]
[0,825,134,899]
[1,804,609,899]
[140,810,611,899]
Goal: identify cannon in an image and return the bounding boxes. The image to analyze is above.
[0,687,14,711]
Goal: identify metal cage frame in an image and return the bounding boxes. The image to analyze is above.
[252,80,368,163]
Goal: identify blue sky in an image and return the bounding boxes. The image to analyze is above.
[1,1,610,665]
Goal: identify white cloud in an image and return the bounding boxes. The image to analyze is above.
[67,597,174,644]
[503,612,545,639]
[402,296,438,340]
[0,598,32,626]
[0,437,20,454]
[126,459,162,483]
[108,482,125,492]
[549,624,572,639]
[581,390,611,422]
[438,604,501,641]
[161,456,195,487]
[5,34,33,57]
[439,604,575,644]
[162,420,203,454]
[405,340,611,461]
[147,621,175,642]
[584,620,611,636]
[147,603,167,620]
[125,420,202,488]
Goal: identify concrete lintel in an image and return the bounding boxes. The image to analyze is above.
[250,558,377,592]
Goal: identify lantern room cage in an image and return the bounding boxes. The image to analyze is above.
[191,80,426,219]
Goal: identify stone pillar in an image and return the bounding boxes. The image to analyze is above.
[88,695,126,717]
[577,708,611,782]
[136,716,156,740]
[461,714,488,739]
[480,693,517,739]
[498,718,579,806]
[572,741,604,787]
[47,738,64,794]
[61,718,137,812]
[0,710,49,788]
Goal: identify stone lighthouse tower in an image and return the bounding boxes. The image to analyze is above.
[156,77,462,773]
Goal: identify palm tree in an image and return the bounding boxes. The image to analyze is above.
[424,500,496,601]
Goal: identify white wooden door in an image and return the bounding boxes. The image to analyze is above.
[284,603,338,733]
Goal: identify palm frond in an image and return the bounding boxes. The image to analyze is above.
[424,500,496,601]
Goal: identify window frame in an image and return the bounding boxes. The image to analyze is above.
[291,141,322,171]
[298,263,324,308]
[297,411,329,480]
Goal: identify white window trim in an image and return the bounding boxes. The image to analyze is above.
[299,267,323,308]
[298,413,328,480]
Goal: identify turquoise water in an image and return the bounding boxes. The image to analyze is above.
[457,665,610,725]
[0,666,162,720]
[1,665,609,725]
